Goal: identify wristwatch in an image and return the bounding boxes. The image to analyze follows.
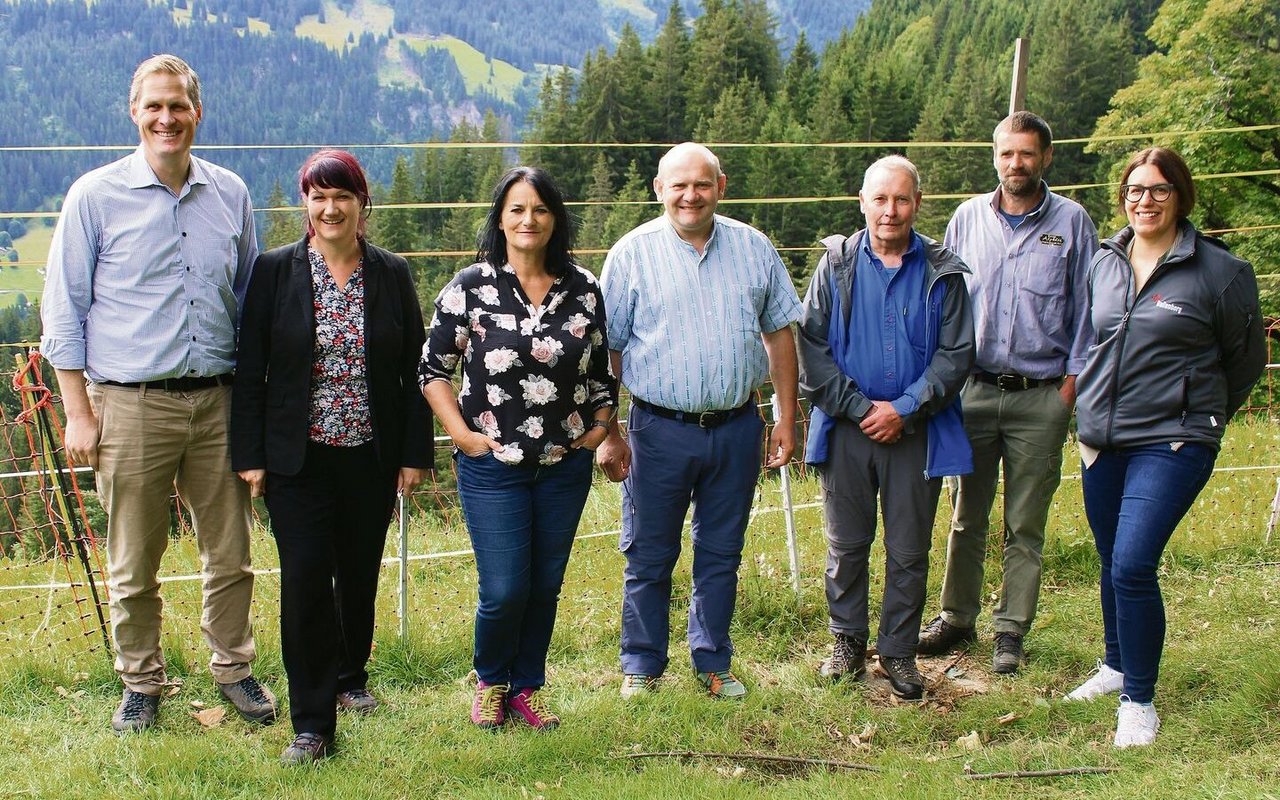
[589,419,609,431]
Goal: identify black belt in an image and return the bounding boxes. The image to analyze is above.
[973,370,1061,392]
[98,374,233,391]
[632,397,754,428]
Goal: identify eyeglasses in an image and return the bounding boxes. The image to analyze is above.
[1121,183,1174,203]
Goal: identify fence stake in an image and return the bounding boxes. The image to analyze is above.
[1267,476,1280,546]
[772,395,801,598]
[397,492,409,641]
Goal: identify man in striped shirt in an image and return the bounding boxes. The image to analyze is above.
[598,142,801,700]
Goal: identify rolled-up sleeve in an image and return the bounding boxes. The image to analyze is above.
[39,182,99,370]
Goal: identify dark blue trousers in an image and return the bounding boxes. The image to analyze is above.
[455,447,594,689]
[619,402,764,676]
[1081,442,1216,703]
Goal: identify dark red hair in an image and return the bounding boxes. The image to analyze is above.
[298,149,372,238]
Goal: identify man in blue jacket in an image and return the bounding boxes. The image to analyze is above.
[798,155,974,699]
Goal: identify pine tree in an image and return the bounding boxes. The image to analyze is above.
[263,180,301,250]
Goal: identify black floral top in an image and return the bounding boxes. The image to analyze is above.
[419,261,617,465]
[308,245,374,447]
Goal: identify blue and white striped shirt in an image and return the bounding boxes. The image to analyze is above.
[601,214,801,412]
[40,149,258,383]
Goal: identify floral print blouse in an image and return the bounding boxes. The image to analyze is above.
[308,245,374,447]
[419,261,617,465]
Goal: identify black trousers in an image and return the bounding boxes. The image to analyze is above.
[265,441,397,737]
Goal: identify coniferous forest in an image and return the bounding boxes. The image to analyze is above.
[1,0,1276,317]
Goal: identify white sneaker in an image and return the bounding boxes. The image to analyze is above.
[1114,696,1160,748]
[1065,660,1125,701]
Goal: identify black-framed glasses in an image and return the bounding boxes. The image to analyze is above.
[1122,183,1174,203]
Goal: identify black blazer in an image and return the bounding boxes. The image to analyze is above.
[230,237,433,476]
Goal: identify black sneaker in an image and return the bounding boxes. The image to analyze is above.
[878,656,924,700]
[917,615,976,656]
[280,732,332,765]
[992,632,1025,675]
[819,633,867,681]
[218,675,278,725]
[111,688,160,734]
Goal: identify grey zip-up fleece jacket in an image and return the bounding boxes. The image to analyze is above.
[798,230,974,428]
[1075,220,1264,451]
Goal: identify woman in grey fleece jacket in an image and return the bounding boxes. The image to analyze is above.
[1068,147,1265,748]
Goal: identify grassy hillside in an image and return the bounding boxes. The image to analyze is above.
[1,419,1278,796]
[0,222,54,311]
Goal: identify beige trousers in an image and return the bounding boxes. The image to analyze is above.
[89,383,255,694]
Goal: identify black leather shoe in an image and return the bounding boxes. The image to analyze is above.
[819,634,866,681]
[111,688,160,734]
[992,632,1025,675]
[917,615,976,656]
[281,732,332,765]
[878,656,924,700]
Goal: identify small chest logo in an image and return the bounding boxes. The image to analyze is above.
[1152,294,1183,314]
[1039,233,1064,247]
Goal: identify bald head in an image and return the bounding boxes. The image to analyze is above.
[657,142,723,182]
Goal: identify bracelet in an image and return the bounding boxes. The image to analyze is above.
[589,419,609,430]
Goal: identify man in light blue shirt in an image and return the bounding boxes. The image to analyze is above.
[598,142,801,700]
[918,111,1098,674]
[40,54,275,734]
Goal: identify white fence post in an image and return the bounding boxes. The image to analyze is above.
[772,394,802,598]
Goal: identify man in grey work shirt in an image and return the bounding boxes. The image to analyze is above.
[918,111,1097,673]
[40,55,276,733]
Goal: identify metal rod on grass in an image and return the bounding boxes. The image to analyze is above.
[1267,476,1280,545]
[398,491,409,641]
[772,394,801,597]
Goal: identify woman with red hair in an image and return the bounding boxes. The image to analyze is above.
[231,149,432,764]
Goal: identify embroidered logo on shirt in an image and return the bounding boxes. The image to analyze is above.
[1038,234,1065,247]
[1152,294,1184,314]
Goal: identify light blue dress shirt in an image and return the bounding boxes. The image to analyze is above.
[601,214,801,412]
[944,183,1097,378]
[40,149,258,383]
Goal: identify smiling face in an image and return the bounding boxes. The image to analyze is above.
[1124,163,1179,244]
[501,180,555,259]
[305,185,363,247]
[654,147,726,243]
[859,165,921,255]
[130,72,201,167]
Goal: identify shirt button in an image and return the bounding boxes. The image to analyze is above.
[192,336,197,341]
[182,232,187,237]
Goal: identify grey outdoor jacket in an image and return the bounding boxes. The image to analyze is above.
[1075,221,1265,451]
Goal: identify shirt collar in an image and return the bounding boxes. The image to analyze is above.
[125,147,207,190]
[859,229,922,264]
[989,181,1051,218]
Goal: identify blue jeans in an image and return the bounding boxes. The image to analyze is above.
[454,447,594,689]
[1080,443,1216,703]
[619,402,764,676]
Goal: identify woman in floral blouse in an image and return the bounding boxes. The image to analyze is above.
[420,166,617,731]
[231,150,432,764]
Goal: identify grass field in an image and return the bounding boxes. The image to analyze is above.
[0,222,54,310]
[1,421,1278,798]
[400,36,527,105]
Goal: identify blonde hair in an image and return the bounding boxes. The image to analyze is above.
[129,54,201,110]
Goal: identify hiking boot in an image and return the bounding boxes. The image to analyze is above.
[877,656,924,700]
[471,681,508,730]
[992,632,1025,675]
[1114,697,1160,748]
[1065,661,1125,702]
[696,669,747,700]
[620,673,658,699]
[218,675,277,725]
[506,687,560,731]
[337,688,379,715]
[280,732,332,765]
[819,633,866,681]
[111,688,160,734]
[917,615,976,656]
